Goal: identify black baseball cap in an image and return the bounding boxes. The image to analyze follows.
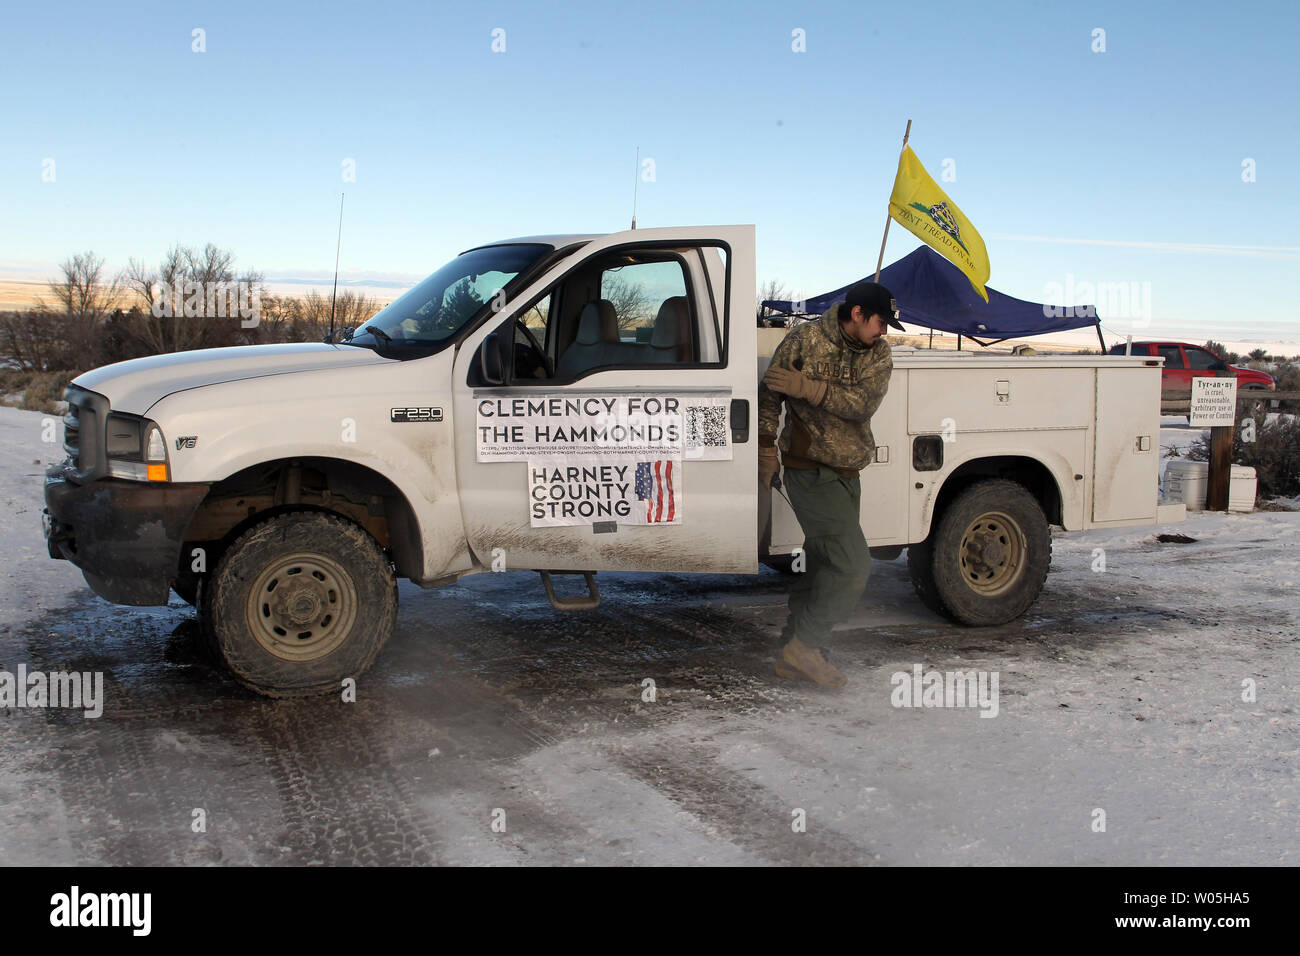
[844,281,904,331]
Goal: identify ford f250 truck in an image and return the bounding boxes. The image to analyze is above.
[43,225,1185,696]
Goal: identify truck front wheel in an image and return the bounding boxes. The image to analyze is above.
[202,511,397,697]
[172,569,199,607]
[908,479,1051,626]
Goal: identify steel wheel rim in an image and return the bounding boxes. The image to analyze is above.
[246,552,358,662]
[958,510,1026,597]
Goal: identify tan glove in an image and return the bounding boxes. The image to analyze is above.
[763,365,827,406]
[758,444,780,486]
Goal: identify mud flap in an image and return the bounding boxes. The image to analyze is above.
[538,570,600,611]
[757,482,773,557]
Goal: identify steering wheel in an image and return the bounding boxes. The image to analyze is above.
[514,319,553,378]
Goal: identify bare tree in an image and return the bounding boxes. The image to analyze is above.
[255,293,302,343]
[601,275,651,333]
[292,288,380,341]
[44,251,123,320]
[123,244,265,354]
[757,278,789,326]
[0,310,69,371]
[31,251,125,364]
[336,289,379,329]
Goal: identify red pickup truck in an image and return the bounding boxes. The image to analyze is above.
[1107,341,1275,403]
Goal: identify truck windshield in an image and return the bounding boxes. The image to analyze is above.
[344,243,550,349]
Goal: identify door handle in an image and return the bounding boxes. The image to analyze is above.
[730,399,749,443]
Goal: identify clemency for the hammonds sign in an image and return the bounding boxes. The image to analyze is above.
[475,391,731,461]
[1190,377,1237,427]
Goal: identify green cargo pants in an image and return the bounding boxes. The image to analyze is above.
[780,466,871,649]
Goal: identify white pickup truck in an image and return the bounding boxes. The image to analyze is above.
[43,225,1184,696]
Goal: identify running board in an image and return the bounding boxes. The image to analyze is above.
[538,570,600,611]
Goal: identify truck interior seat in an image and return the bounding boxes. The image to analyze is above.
[556,299,620,377]
[649,296,693,363]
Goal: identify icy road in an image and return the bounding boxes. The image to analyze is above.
[1,406,1296,865]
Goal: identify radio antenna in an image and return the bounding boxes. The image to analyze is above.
[328,192,345,342]
[630,147,639,230]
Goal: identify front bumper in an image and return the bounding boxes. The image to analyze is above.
[44,463,209,606]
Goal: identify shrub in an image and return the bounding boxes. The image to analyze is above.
[1186,410,1300,501]
[0,368,82,414]
[1204,339,1241,365]
[0,310,84,371]
[1273,363,1300,415]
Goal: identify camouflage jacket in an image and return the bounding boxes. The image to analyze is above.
[758,303,894,472]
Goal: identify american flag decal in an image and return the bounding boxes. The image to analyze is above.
[634,460,677,523]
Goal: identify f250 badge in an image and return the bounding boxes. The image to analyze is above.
[175,436,198,450]
[390,407,443,423]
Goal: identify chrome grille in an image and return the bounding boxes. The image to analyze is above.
[63,406,80,462]
[60,386,108,479]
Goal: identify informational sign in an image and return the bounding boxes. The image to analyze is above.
[476,391,731,462]
[477,390,731,528]
[1190,377,1237,427]
[528,456,681,526]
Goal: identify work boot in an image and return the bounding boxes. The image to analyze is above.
[774,636,846,687]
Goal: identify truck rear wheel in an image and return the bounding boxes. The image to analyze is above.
[909,479,1051,626]
[202,511,397,697]
[905,536,948,618]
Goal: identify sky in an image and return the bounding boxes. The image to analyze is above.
[2,0,1298,349]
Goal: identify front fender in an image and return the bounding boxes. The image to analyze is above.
[146,359,471,579]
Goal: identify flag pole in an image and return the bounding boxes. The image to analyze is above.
[874,119,911,282]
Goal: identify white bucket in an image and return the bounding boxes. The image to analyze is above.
[1164,460,1257,512]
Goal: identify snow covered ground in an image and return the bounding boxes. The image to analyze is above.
[1,405,1296,865]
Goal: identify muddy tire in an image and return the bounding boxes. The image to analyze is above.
[911,479,1051,626]
[194,574,221,665]
[172,570,199,607]
[905,536,949,619]
[202,511,397,697]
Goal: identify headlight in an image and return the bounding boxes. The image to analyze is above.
[106,413,169,481]
[106,414,142,458]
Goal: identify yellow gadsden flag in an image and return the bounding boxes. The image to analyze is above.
[888,146,991,301]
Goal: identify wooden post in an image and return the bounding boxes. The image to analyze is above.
[1207,425,1234,511]
[874,119,912,283]
[1205,370,1235,511]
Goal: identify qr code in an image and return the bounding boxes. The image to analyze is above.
[685,405,729,449]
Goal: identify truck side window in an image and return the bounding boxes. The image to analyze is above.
[511,294,552,380]
[1156,345,1185,369]
[1185,347,1223,371]
[601,260,690,353]
[552,252,699,380]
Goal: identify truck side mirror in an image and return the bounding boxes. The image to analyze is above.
[480,331,506,385]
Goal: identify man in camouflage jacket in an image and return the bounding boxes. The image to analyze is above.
[758,281,901,686]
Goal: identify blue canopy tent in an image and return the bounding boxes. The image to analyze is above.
[761,246,1104,350]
